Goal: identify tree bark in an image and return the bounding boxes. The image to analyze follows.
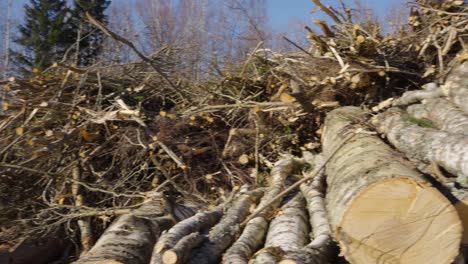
[188,189,264,264]
[222,158,303,264]
[74,192,174,264]
[406,98,468,136]
[373,108,468,187]
[161,232,205,264]
[441,62,468,114]
[251,193,309,263]
[152,206,222,256]
[323,106,462,264]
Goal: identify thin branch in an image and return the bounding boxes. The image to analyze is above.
[84,12,191,103]
[312,0,342,24]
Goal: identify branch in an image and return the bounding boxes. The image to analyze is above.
[311,0,342,24]
[84,12,191,103]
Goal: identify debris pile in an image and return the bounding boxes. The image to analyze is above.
[0,1,467,263]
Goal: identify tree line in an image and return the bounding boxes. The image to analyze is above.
[1,0,270,80]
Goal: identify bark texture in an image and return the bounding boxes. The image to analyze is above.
[188,189,264,264]
[322,106,462,264]
[441,62,468,113]
[222,158,302,264]
[162,232,204,264]
[373,108,468,187]
[251,193,309,263]
[153,207,223,255]
[75,192,173,264]
[407,98,468,135]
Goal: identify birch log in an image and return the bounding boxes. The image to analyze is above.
[373,108,468,187]
[188,189,264,264]
[74,192,174,264]
[251,193,309,264]
[441,62,468,113]
[323,106,462,264]
[406,98,468,136]
[222,158,303,264]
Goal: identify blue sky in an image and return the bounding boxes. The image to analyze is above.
[6,0,406,29]
[268,0,406,32]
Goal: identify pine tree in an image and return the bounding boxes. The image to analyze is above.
[14,0,75,73]
[73,0,111,66]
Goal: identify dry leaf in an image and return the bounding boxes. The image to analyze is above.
[2,103,8,111]
[79,128,98,142]
[280,93,296,103]
[457,52,468,63]
[356,35,365,44]
[79,152,86,158]
[238,154,250,165]
[16,127,24,136]
[45,130,54,137]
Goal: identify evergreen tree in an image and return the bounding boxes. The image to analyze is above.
[73,0,111,66]
[14,0,75,73]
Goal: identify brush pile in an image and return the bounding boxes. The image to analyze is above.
[1,1,467,263]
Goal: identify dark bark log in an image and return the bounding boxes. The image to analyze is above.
[0,234,66,264]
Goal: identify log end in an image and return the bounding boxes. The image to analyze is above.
[336,178,462,264]
[162,250,178,264]
[454,199,468,245]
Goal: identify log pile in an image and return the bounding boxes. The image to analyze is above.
[1,1,467,263]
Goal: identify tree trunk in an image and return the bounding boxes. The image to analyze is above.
[372,108,468,187]
[322,106,462,264]
[406,98,468,136]
[441,62,468,113]
[74,192,174,264]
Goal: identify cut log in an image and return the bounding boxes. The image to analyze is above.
[275,154,337,264]
[251,193,309,263]
[322,106,462,264]
[188,189,264,264]
[161,232,204,264]
[406,98,468,136]
[222,158,303,264]
[75,192,174,264]
[152,206,223,255]
[373,108,468,187]
[441,62,468,114]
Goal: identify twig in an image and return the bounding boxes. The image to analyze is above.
[312,0,342,24]
[281,35,314,58]
[239,41,264,77]
[84,12,190,103]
